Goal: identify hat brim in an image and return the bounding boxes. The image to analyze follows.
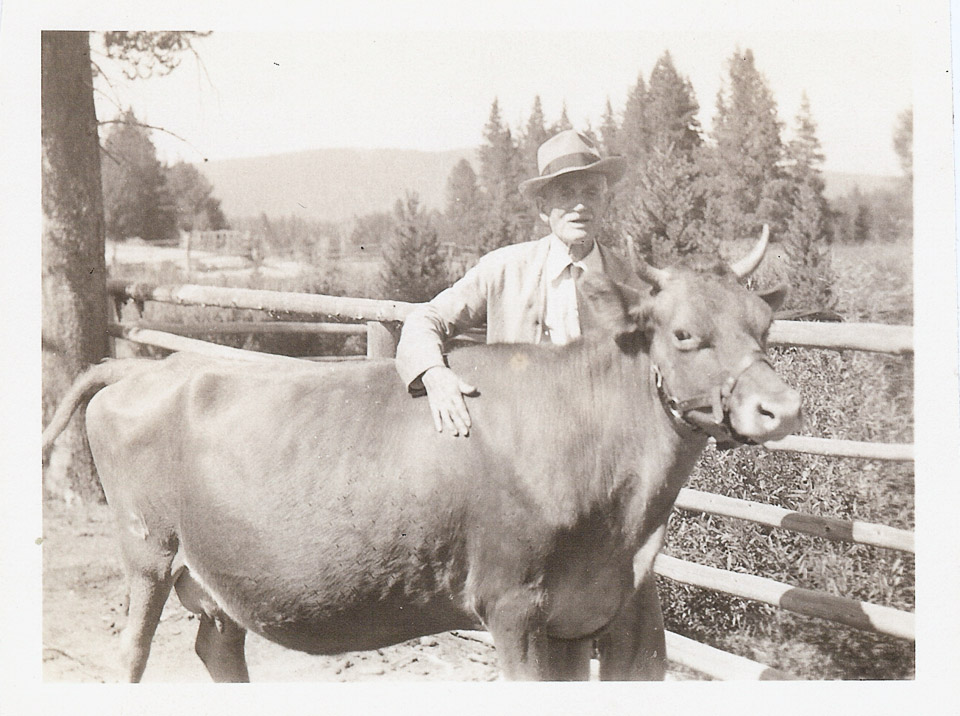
[518,156,627,200]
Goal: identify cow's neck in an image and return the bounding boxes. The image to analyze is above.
[590,340,710,547]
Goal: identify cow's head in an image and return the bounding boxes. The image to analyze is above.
[584,227,802,447]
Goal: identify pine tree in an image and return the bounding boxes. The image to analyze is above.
[607,55,709,263]
[380,192,450,302]
[853,202,871,244]
[781,180,835,312]
[553,102,573,133]
[520,96,549,177]
[787,92,826,193]
[892,108,913,184]
[442,158,484,249]
[620,72,650,161]
[645,51,701,153]
[165,162,228,232]
[780,92,835,312]
[599,98,620,155]
[101,108,177,241]
[890,107,913,241]
[704,48,788,242]
[476,99,532,253]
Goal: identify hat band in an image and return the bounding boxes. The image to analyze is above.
[540,152,601,178]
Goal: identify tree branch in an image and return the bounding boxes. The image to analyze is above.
[97,119,206,159]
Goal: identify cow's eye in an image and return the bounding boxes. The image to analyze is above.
[673,329,699,348]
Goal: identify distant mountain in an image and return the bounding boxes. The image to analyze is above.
[197,148,900,224]
[197,147,475,224]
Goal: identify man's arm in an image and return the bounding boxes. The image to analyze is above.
[395,260,491,436]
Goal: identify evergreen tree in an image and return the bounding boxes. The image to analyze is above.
[442,158,484,249]
[101,108,177,241]
[705,48,788,241]
[645,51,701,153]
[781,179,835,311]
[380,192,450,302]
[599,98,620,155]
[620,72,650,160]
[553,102,573,133]
[165,161,228,232]
[780,92,835,311]
[520,96,549,177]
[853,202,871,244]
[786,92,826,193]
[892,107,913,184]
[349,211,395,251]
[607,55,709,262]
[890,107,913,241]
[476,99,532,253]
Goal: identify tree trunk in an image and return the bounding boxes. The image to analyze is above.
[42,31,109,503]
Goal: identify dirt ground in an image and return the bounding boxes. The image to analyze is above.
[41,499,501,683]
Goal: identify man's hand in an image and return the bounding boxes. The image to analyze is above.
[421,366,477,437]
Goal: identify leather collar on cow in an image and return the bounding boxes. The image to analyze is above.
[650,354,772,451]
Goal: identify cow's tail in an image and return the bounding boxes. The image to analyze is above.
[41,359,155,461]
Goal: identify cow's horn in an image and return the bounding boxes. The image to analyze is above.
[622,230,669,289]
[729,224,770,279]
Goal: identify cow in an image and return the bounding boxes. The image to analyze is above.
[41,230,801,682]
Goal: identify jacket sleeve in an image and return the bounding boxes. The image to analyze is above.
[394,258,492,392]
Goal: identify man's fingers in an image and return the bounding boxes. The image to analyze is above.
[422,367,475,437]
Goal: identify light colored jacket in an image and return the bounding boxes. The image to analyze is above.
[395,235,638,391]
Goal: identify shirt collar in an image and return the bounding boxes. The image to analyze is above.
[544,234,601,282]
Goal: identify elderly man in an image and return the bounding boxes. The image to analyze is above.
[396,129,639,436]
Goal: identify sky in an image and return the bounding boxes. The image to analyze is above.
[90,16,911,177]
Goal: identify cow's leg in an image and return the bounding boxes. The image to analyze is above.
[174,567,250,682]
[597,577,666,680]
[538,636,593,680]
[194,613,249,682]
[597,524,668,680]
[485,590,592,680]
[116,543,177,682]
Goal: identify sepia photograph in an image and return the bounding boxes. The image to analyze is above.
[4,0,958,712]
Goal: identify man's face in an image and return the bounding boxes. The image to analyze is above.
[536,172,609,250]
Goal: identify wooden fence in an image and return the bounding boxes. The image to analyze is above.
[106,279,915,681]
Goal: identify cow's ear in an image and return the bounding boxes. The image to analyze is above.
[756,283,788,312]
[614,299,652,355]
[577,272,635,335]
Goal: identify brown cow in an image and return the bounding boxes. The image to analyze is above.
[42,233,801,681]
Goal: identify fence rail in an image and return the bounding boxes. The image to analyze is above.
[654,554,915,641]
[107,279,416,323]
[107,280,913,354]
[674,488,914,552]
[106,278,916,679]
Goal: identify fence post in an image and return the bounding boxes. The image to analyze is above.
[366,321,398,359]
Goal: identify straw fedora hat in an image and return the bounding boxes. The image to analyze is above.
[518,129,627,200]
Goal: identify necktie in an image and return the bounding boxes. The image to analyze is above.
[570,264,587,338]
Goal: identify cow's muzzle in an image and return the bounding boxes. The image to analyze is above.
[652,354,802,450]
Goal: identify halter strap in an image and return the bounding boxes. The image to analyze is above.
[651,353,771,450]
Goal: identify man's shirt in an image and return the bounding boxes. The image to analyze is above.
[542,234,602,345]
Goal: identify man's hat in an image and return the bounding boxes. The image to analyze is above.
[518,129,627,200]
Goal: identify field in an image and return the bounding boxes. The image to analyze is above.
[42,238,914,681]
